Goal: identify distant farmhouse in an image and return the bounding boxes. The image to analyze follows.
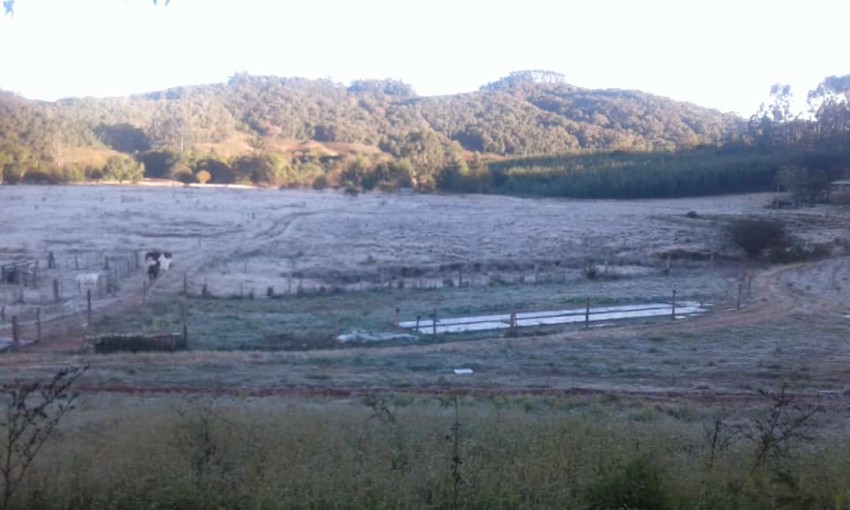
[830,180,850,194]
[830,180,850,204]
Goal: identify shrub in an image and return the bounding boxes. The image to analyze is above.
[583,455,671,510]
[195,170,211,185]
[583,262,599,280]
[171,164,196,184]
[312,174,329,190]
[726,218,790,259]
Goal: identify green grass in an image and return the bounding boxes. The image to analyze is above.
[96,271,729,351]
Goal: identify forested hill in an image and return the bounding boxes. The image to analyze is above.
[122,72,739,154]
[0,70,740,188]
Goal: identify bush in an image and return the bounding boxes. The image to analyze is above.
[583,262,599,280]
[312,174,329,190]
[726,218,790,259]
[583,455,671,510]
[195,170,211,185]
[170,163,196,184]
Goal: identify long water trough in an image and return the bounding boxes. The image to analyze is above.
[399,301,709,335]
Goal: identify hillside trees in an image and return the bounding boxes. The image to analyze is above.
[0,142,35,184]
[231,153,292,186]
[103,154,144,183]
[5,70,850,196]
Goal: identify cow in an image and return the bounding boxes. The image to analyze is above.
[145,251,173,281]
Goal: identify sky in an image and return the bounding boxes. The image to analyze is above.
[0,0,848,117]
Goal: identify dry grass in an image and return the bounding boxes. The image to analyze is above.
[1,392,848,509]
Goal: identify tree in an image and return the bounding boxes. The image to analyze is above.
[195,169,211,184]
[103,155,144,183]
[231,154,289,186]
[150,104,195,152]
[0,143,35,184]
[807,75,850,147]
[169,162,195,184]
[749,84,796,148]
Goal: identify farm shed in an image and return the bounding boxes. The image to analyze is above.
[830,180,850,194]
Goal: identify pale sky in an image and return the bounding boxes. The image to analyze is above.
[0,0,848,117]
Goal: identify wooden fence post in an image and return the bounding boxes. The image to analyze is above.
[415,315,421,333]
[671,289,677,319]
[11,315,19,351]
[585,298,591,328]
[736,282,743,310]
[87,289,93,329]
[48,251,55,269]
[53,278,60,303]
[74,253,79,270]
[36,308,41,343]
[0,305,4,323]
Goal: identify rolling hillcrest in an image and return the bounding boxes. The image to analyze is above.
[0,71,741,188]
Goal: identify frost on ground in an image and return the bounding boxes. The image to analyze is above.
[1,185,845,347]
[0,185,795,303]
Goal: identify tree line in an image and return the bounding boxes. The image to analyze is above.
[1,71,850,199]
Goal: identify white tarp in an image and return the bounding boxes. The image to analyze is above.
[400,301,708,335]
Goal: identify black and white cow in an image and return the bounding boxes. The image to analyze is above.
[145,251,173,281]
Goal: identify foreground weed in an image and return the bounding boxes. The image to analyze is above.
[438,394,463,510]
[1,366,88,510]
[745,386,822,470]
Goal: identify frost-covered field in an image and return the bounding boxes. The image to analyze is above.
[2,184,844,349]
[0,185,781,299]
